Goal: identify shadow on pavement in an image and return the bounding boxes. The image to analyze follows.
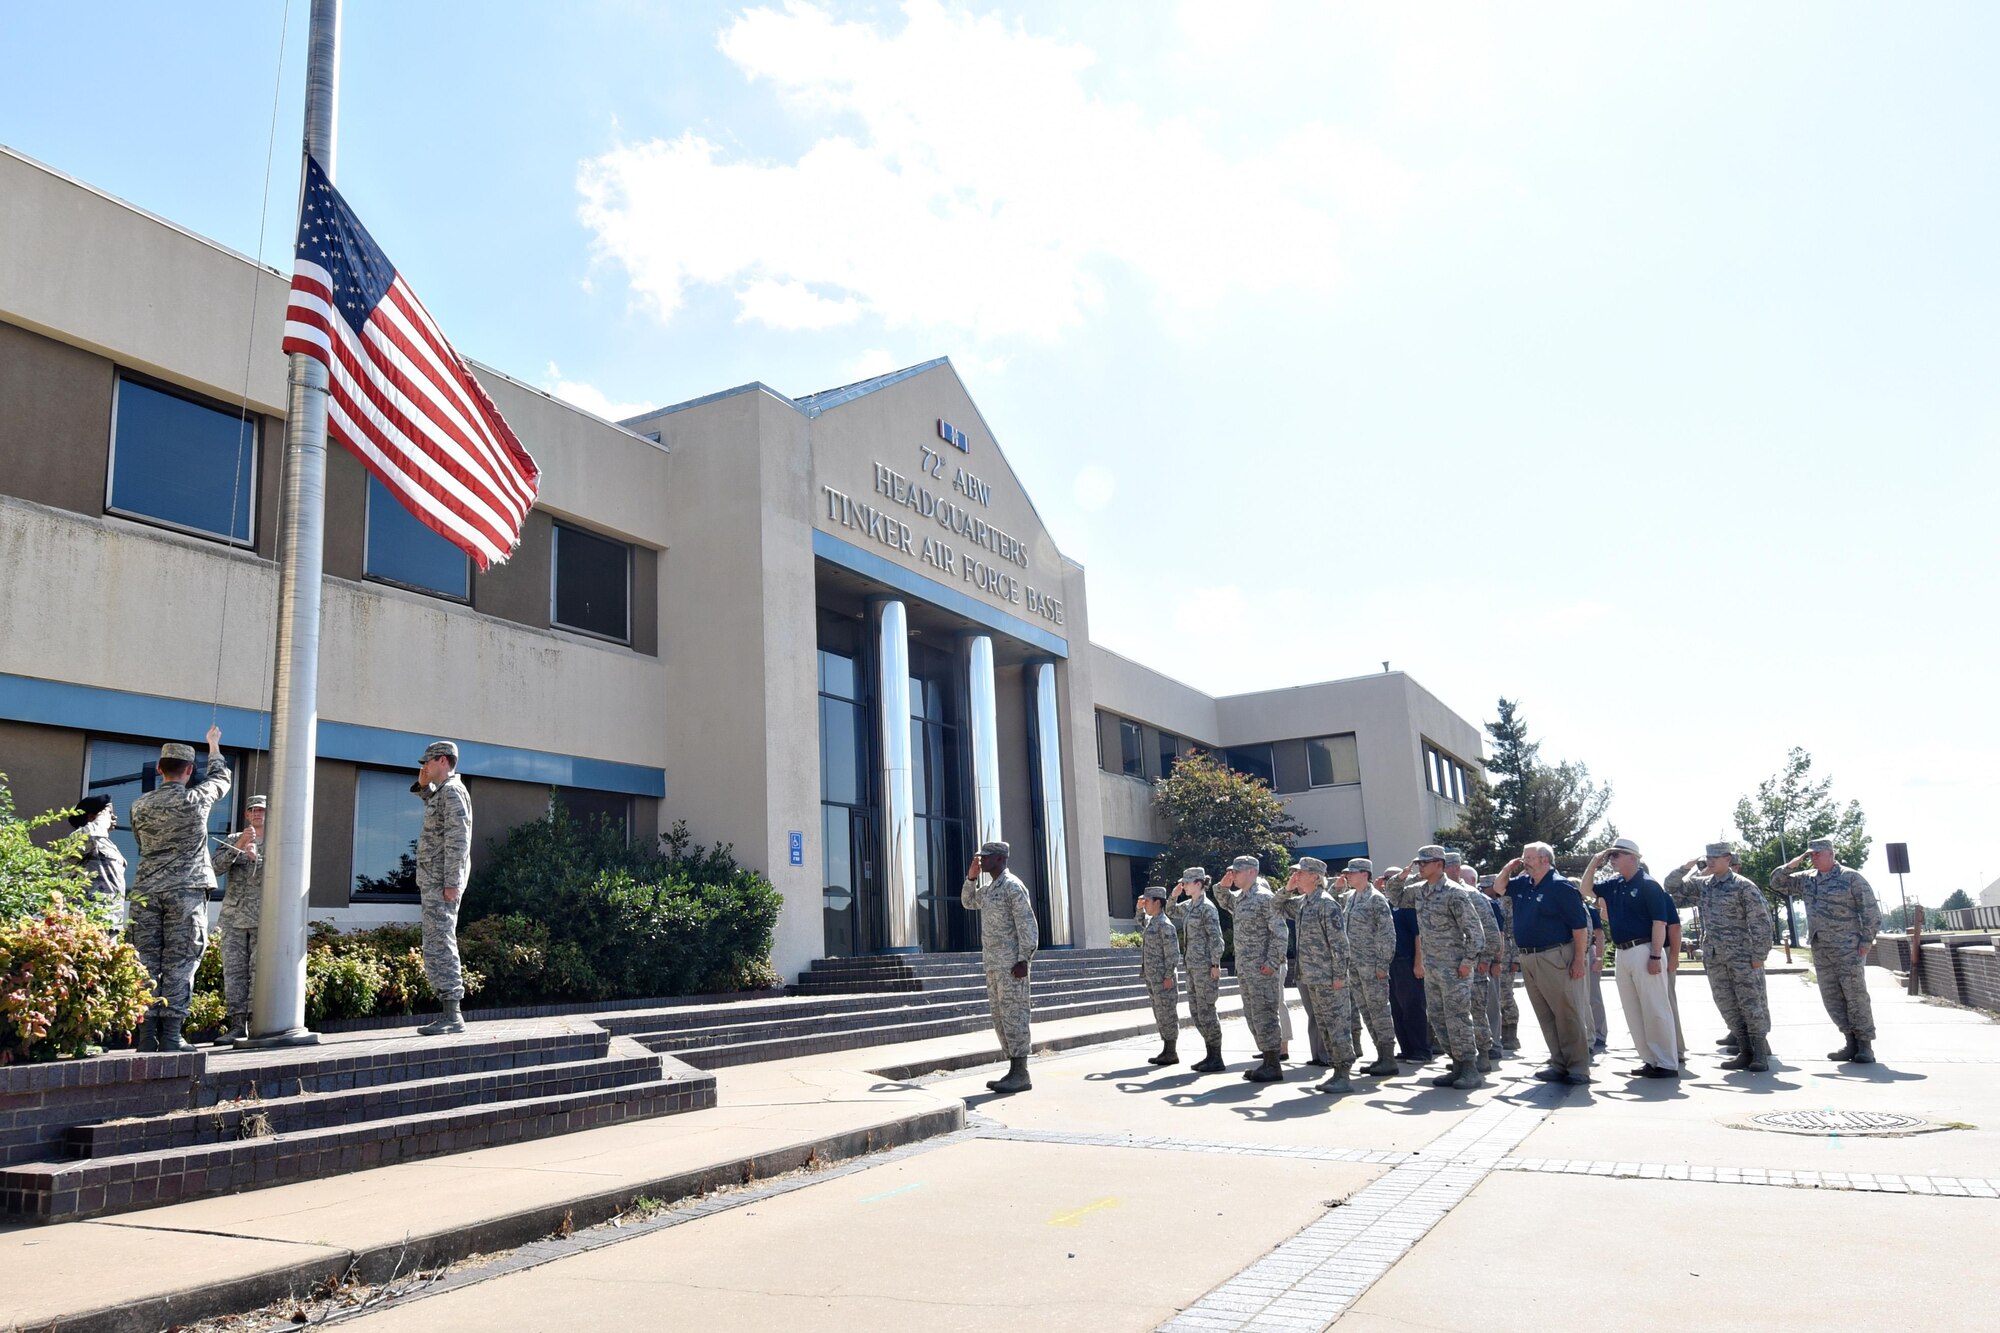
[1082,1064,1167,1082]
[1811,1064,1927,1084]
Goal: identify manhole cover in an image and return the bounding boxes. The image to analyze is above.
[1734,1110,1949,1137]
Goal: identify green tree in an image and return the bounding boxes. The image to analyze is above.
[1438,698,1613,860]
[1731,747,1870,946]
[0,772,114,929]
[1940,889,1974,912]
[1146,751,1306,888]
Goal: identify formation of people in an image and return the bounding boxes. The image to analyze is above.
[93,729,475,1052]
[964,836,1885,1095]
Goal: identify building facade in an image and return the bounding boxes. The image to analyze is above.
[0,146,1482,978]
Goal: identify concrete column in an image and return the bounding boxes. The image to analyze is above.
[958,632,1002,849]
[1026,658,1073,947]
[870,598,919,952]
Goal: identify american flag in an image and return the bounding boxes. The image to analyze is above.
[282,155,538,569]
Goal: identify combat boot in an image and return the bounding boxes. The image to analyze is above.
[1502,1023,1520,1052]
[1720,1029,1754,1070]
[1849,1038,1875,1064]
[1316,1065,1354,1095]
[1718,1032,1739,1053]
[989,1057,1033,1093]
[1430,1060,1465,1088]
[418,996,466,1036]
[133,1015,160,1054]
[1477,1051,1498,1074]
[1827,1032,1857,1062]
[1747,1036,1772,1072]
[1148,1041,1179,1067]
[1451,1062,1488,1091]
[215,1013,250,1047]
[1245,1052,1284,1083]
[1363,1052,1399,1077]
[1191,1043,1225,1073]
[157,1017,198,1054]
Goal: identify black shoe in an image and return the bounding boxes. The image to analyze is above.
[1307,1058,1332,1068]
[1560,1071,1592,1085]
[1638,1065,1677,1080]
[1532,1067,1565,1082]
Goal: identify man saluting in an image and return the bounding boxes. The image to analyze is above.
[962,840,1039,1093]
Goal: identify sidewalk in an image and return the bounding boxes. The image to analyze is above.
[0,992,1268,1333]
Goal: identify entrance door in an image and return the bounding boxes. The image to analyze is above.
[822,807,881,958]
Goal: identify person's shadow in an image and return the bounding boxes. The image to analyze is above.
[1083,1063,1167,1082]
[1233,1090,1343,1122]
[1163,1080,1269,1108]
[1812,1064,1926,1085]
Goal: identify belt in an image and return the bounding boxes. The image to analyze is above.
[1522,941,1568,955]
[1614,937,1650,950]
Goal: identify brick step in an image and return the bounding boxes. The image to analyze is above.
[653,989,1236,1070]
[200,1024,610,1105]
[65,1043,665,1159]
[0,1055,715,1224]
[803,948,1133,976]
[795,960,1148,990]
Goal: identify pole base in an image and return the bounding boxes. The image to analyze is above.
[235,1027,322,1049]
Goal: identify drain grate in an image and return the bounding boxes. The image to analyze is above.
[1736,1110,1949,1137]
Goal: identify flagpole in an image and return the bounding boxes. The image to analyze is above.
[245,0,340,1047]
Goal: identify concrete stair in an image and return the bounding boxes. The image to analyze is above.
[0,1020,712,1225]
[604,949,1235,1069]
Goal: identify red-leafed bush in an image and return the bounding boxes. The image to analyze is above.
[0,897,153,1063]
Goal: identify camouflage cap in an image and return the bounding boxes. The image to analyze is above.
[1178,867,1209,884]
[1806,837,1835,855]
[1229,855,1261,873]
[1296,856,1328,875]
[159,742,196,763]
[1442,851,1463,868]
[1140,884,1169,902]
[246,795,268,811]
[1703,842,1733,860]
[979,840,1011,857]
[1414,844,1446,863]
[1343,857,1373,874]
[421,740,459,763]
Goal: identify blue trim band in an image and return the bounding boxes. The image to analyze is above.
[1103,836,1167,859]
[1295,841,1370,862]
[0,673,667,798]
[812,530,1068,659]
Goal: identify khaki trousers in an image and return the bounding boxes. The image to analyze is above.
[1522,943,1591,1077]
[1614,944,1680,1070]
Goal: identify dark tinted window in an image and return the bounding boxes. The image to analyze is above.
[552,522,629,641]
[351,769,422,898]
[108,377,256,543]
[559,787,631,842]
[1158,732,1181,781]
[1225,744,1275,787]
[365,475,469,598]
[1119,720,1144,777]
[1306,734,1360,787]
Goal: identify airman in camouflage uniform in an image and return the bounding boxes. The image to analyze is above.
[1667,843,1773,1071]
[962,839,1039,1093]
[1412,845,1489,1089]
[1138,886,1181,1065]
[209,794,267,1045]
[1169,867,1227,1072]
[1340,859,1400,1075]
[1215,855,1288,1082]
[1772,837,1882,1063]
[127,728,230,1053]
[413,740,474,1036]
[1488,882,1522,1049]
[1452,856,1504,1071]
[1280,858,1359,1093]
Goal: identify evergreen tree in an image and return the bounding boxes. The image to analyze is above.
[1731,747,1870,947]
[1438,698,1613,860]
[1940,889,1974,912]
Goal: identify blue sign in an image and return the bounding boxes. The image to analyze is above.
[788,830,805,866]
[936,417,969,452]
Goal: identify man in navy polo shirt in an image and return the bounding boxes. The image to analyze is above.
[1493,841,1592,1085]
[1583,838,1680,1078]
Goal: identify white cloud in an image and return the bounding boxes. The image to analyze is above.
[577,0,1351,342]
[543,363,653,422]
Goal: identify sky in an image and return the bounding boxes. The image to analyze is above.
[3,1,1996,903]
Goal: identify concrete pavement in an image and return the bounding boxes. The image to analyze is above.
[6,968,1998,1332]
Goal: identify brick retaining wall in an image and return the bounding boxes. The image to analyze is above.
[1869,933,2000,1015]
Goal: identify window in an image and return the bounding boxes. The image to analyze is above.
[1306,733,1361,788]
[107,376,257,544]
[83,738,250,900]
[365,475,469,599]
[818,647,869,808]
[558,788,631,842]
[351,769,423,898]
[552,521,630,642]
[1224,744,1275,787]
[1424,742,1471,805]
[1158,732,1182,781]
[1119,719,1145,778]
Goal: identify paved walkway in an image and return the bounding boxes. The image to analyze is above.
[6,971,1998,1332]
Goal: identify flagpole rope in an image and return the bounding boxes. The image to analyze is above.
[213,0,295,801]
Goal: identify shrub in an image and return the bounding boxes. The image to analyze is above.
[0,773,118,933]
[304,949,388,1025]
[0,897,153,1062]
[465,807,783,1002]
[1110,931,1143,949]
